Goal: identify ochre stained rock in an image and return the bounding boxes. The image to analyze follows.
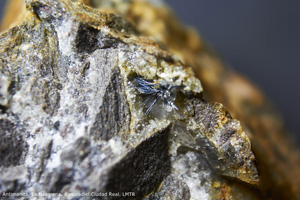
[1,0,299,200]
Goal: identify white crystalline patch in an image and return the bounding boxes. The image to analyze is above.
[172,152,211,200]
[158,61,185,80]
[20,43,33,51]
[100,26,110,33]
[135,51,157,77]
[168,140,181,157]
[149,118,169,130]
[118,45,158,78]
[158,60,202,93]
[0,75,11,105]
[109,138,125,156]
[56,18,77,56]
[46,145,62,169]
[185,76,202,93]
[46,124,88,170]
[185,176,210,200]
[10,78,46,126]
[0,166,27,181]
[24,128,58,169]
[24,137,38,167]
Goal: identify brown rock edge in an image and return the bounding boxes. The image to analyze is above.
[1,0,300,199]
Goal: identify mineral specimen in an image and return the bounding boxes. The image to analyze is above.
[0,0,297,200]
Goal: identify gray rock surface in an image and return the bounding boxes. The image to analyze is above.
[0,0,258,199]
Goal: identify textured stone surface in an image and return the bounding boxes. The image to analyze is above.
[0,0,261,199]
[108,1,300,199]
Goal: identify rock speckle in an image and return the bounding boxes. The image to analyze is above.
[0,0,259,199]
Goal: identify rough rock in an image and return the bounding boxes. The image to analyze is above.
[106,0,300,199]
[0,0,260,199]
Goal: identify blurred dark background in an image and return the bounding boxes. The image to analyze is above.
[1,0,300,143]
